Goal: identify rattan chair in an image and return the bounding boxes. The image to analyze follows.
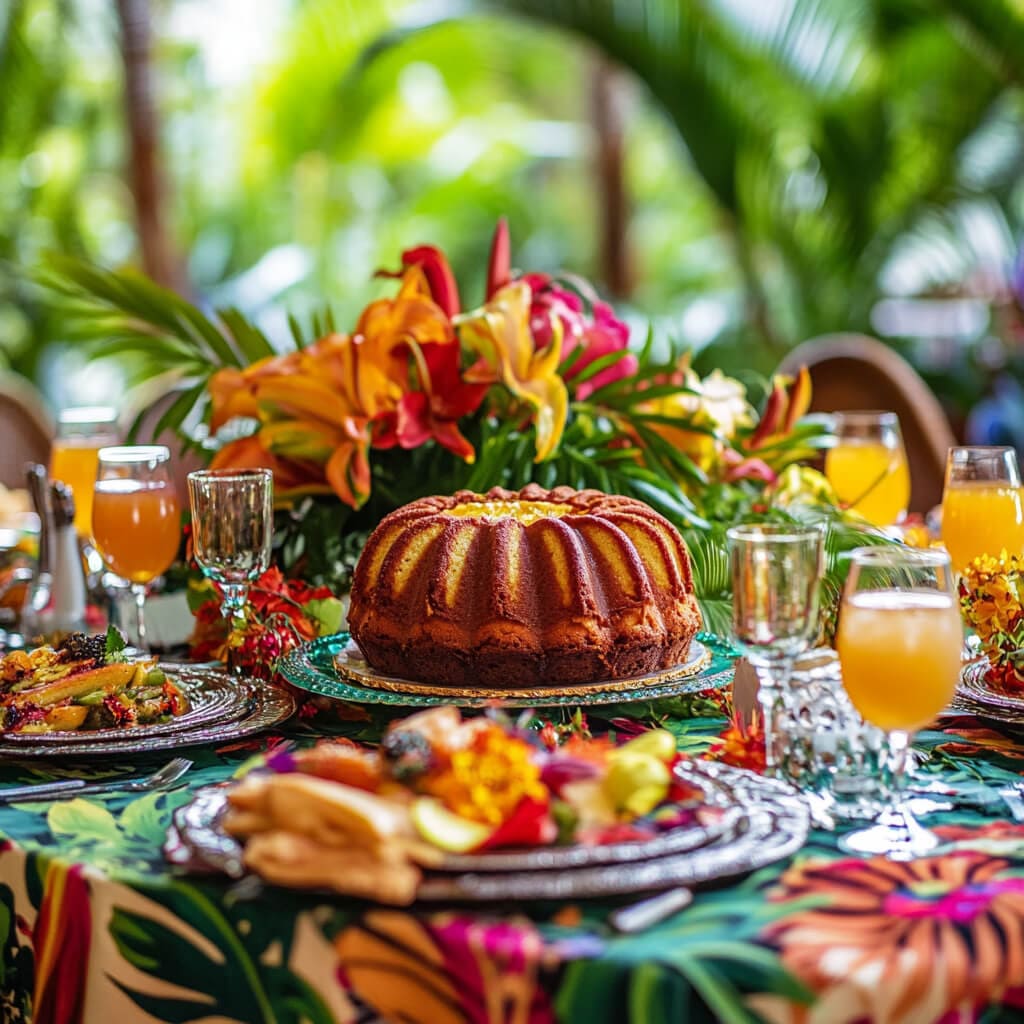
[778,333,956,514]
[0,374,53,490]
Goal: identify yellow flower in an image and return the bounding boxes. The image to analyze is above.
[424,724,545,826]
[456,282,569,462]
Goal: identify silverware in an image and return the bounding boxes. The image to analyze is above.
[609,887,694,933]
[0,757,193,804]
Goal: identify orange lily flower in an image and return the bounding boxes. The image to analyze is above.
[457,282,569,462]
[207,266,485,508]
[747,366,812,450]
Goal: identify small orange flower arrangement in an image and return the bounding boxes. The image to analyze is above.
[959,549,1024,690]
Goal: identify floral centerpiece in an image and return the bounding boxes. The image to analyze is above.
[45,219,880,638]
[959,551,1024,690]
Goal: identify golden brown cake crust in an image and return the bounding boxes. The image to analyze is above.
[347,484,703,688]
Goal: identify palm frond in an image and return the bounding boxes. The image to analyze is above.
[39,255,281,437]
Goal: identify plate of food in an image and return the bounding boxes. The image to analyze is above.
[957,656,1024,721]
[166,707,809,905]
[0,630,296,755]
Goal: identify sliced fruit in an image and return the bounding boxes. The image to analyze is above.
[43,705,90,732]
[9,661,147,708]
[612,729,677,764]
[602,753,670,814]
[411,797,493,853]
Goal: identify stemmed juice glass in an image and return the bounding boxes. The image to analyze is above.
[836,547,962,859]
[187,469,273,629]
[49,407,120,538]
[727,522,825,773]
[942,446,1024,574]
[823,411,911,527]
[92,446,181,648]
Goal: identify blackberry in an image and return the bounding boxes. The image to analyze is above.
[56,633,106,666]
[381,730,434,782]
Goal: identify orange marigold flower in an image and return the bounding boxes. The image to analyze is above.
[424,724,545,826]
[704,711,766,774]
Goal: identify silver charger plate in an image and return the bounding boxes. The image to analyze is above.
[0,681,296,758]
[957,657,1024,720]
[1,664,254,744]
[165,760,809,903]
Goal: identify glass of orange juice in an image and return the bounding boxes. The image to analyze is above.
[49,407,120,538]
[824,411,911,527]
[92,446,181,648]
[942,446,1024,574]
[836,546,962,859]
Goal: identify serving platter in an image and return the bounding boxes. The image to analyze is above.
[165,760,809,903]
[955,657,1024,728]
[1,664,252,744]
[0,675,296,758]
[279,631,736,709]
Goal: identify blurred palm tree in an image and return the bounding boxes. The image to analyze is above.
[354,0,1024,368]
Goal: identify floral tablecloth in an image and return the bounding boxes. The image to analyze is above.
[3,698,1024,1024]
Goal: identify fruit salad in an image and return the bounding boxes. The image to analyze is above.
[0,629,188,733]
[222,707,711,904]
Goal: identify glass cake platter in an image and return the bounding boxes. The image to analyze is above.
[279,631,736,709]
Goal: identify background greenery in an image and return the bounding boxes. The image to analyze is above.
[4,0,1024,431]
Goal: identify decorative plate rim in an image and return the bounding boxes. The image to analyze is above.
[165,760,809,902]
[0,682,296,758]
[279,631,736,709]
[0,664,255,744]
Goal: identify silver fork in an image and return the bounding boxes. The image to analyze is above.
[0,757,193,804]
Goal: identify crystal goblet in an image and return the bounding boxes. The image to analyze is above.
[727,522,825,774]
[187,469,273,630]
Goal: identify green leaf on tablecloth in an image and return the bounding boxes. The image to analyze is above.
[48,799,120,844]
[119,792,172,845]
[303,597,345,637]
[110,892,276,1024]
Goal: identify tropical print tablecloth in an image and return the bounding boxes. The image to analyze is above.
[4,700,1024,1024]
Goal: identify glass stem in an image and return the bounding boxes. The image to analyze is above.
[756,658,790,776]
[220,583,249,677]
[220,583,249,626]
[131,583,147,649]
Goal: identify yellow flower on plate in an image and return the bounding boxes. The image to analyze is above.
[424,724,546,826]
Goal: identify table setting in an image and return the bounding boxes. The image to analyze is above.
[5,224,1024,1024]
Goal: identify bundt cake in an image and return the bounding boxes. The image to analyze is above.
[347,485,703,688]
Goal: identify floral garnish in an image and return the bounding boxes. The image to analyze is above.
[188,566,344,684]
[959,550,1024,691]
[705,710,767,773]
[423,723,547,826]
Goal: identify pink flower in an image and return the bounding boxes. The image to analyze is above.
[523,274,637,400]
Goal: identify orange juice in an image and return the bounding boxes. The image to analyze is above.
[825,440,910,526]
[941,482,1024,573]
[837,590,962,731]
[50,441,105,536]
[92,480,181,584]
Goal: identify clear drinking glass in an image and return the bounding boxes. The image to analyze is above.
[187,469,273,627]
[823,411,911,527]
[727,522,825,773]
[49,407,120,538]
[942,446,1024,575]
[92,446,181,648]
[836,547,962,859]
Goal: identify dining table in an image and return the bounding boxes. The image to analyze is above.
[2,652,1024,1024]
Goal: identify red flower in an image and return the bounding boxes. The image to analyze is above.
[33,862,91,1024]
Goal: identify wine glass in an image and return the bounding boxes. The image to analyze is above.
[49,406,120,538]
[92,446,181,649]
[727,522,825,773]
[942,446,1024,575]
[823,411,910,527]
[187,469,273,628]
[836,547,962,859]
